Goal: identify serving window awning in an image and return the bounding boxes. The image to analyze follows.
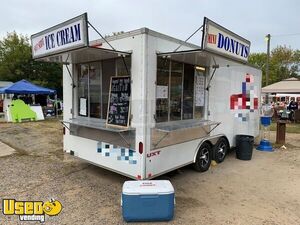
[34,46,131,64]
[157,49,250,68]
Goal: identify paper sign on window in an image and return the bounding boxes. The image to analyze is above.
[156,85,168,99]
[79,97,87,116]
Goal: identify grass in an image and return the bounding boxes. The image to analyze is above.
[270,121,300,133]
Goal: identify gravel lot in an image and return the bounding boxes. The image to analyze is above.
[0,120,299,225]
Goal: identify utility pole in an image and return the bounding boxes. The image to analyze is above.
[265,34,271,104]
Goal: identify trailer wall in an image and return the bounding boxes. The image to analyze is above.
[208,65,262,147]
[63,29,198,179]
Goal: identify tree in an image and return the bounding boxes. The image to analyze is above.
[271,46,296,81]
[248,52,267,85]
[0,32,31,81]
[249,46,300,87]
[0,32,62,97]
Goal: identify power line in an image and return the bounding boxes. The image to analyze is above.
[271,33,300,37]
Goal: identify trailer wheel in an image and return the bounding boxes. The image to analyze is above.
[213,137,229,163]
[193,142,212,172]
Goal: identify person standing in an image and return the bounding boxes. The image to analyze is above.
[288,100,298,121]
[288,100,298,111]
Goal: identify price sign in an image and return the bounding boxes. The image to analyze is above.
[106,76,131,127]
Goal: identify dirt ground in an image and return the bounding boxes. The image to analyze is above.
[0,120,299,225]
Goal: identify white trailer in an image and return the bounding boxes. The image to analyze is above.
[32,14,261,179]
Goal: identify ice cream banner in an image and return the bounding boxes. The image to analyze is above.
[31,13,88,59]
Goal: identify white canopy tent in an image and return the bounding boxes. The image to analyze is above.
[262,77,300,94]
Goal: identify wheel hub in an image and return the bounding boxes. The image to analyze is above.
[199,149,209,166]
[217,144,226,157]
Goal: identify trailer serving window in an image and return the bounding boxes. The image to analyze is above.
[151,50,230,150]
[156,57,205,122]
[34,46,132,122]
[77,56,131,119]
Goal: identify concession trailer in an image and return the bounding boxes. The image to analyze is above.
[31,13,261,179]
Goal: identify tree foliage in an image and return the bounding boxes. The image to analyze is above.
[249,46,300,87]
[0,32,62,97]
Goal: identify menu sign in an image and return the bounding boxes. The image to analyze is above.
[195,74,205,106]
[106,76,131,127]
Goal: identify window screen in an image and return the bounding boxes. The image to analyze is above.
[77,57,131,119]
[170,61,183,121]
[156,57,206,123]
[183,63,194,120]
[156,58,170,122]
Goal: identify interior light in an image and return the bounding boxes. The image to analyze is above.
[195,66,206,71]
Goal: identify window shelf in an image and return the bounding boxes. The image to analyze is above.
[62,118,135,133]
[155,119,220,133]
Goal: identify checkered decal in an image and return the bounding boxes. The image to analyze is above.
[230,74,258,122]
[234,112,249,122]
[97,142,137,164]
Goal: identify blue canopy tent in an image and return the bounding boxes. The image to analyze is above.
[0,79,56,94]
[0,79,58,119]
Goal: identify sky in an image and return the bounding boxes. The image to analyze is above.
[1,0,300,53]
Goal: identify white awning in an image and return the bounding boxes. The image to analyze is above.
[34,46,131,64]
[157,49,251,68]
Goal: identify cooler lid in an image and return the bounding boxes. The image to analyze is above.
[122,180,174,195]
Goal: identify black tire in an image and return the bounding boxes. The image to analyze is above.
[213,137,229,163]
[193,142,212,172]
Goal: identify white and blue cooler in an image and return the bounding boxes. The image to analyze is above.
[122,180,175,222]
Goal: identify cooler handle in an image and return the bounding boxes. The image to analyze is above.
[140,195,159,199]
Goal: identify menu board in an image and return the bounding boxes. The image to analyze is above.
[106,76,131,128]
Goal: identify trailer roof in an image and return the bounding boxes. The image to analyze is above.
[90,27,200,51]
[34,46,131,64]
